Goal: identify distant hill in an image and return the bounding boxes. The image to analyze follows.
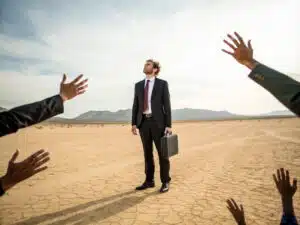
[75,109,132,122]
[172,108,240,120]
[73,108,296,122]
[0,105,295,123]
[73,108,241,122]
[262,110,294,116]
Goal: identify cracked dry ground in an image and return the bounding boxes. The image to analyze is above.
[0,118,300,225]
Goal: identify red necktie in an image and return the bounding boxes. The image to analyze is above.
[144,80,150,111]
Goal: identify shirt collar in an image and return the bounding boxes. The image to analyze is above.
[145,76,155,82]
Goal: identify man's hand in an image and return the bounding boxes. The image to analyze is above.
[131,125,138,135]
[273,168,297,198]
[165,127,172,135]
[226,198,246,225]
[1,149,50,192]
[59,74,88,102]
[222,32,257,70]
[273,168,297,216]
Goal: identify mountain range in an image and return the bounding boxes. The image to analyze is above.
[0,106,295,123]
[53,108,295,122]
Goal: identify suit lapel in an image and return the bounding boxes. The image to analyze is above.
[140,80,145,103]
[151,78,158,100]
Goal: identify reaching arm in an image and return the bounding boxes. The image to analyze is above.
[0,95,64,137]
[0,149,50,197]
[280,197,298,225]
[163,81,172,128]
[221,32,300,116]
[131,84,138,126]
[248,63,300,116]
[273,168,298,225]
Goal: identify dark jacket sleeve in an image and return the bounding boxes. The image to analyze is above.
[0,94,64,137]
[248,64,300,116]
[131,83,138,126]
[280,214,298,225]
[163,81,172,127]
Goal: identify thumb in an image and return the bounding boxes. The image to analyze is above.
[292,178,297,192]
[247,40,253,50]
[61,74,67,84]
[9,149,19,163]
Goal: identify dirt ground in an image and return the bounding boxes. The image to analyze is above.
[0,118,299,225]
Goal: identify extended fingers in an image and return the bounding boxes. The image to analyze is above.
[223,39,236,51]
[240,204,244,213]
[75,78,88,88]
[231,198,239,210]
[70,74,84,85]
[32,152,50,168]
[273,174,279,186]
[29,149,46,159]
[23,166,48,180]
[226,199,237,210]
[221,49,234,56]
[234,32,246,46]
[33,166,48,175]
[77,84,88,95]
[24,150,50,169]
[227,34,240,48]
[280,168,286,182]
[286,170,290,185]
[277,169,281,181]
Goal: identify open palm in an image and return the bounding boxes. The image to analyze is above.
[222,32,254,67]
[226,198,246,225]
[2,149,50,191]
[59,74,88,101]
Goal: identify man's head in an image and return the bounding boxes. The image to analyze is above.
[143,59,161,76]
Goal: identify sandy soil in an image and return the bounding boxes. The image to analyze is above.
[0,118,299,225]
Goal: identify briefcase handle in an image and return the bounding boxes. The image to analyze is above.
[164,131,172,136]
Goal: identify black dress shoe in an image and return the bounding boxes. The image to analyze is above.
[160,183,169,193]
[135,181,155,190]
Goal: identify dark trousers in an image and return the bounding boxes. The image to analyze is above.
[139,116,171,183]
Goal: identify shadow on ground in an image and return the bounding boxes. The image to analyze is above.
[14,190,159,225]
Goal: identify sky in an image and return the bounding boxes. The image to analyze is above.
[0,0,299,118]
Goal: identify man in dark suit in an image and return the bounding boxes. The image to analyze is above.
[222,31,300,116]
[131,59,172,193]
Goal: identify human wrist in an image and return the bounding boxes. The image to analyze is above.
[0,175,13,192]
[59,93,67,102]
[281,196,294,215]
[238,220,246,225]
[243,59,258,70]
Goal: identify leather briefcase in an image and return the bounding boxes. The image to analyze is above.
[161,133,179,158]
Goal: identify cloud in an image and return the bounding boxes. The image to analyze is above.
[0,0,299,118]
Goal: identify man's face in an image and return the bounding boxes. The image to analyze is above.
[143,61,155,75]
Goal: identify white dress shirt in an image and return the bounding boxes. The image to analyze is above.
[143,76,155,114]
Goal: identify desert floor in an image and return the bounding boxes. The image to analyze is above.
[0,118,299,225]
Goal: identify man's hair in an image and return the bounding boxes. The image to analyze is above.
[147,59,161,75]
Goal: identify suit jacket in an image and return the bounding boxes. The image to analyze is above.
[0,94,64,137]
[131,77,172,129]
[248,64,300,116]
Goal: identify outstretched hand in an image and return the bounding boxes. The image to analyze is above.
[59,74,88,102]
[222,32,257,70]
[226,198,246,225]
[273,168,297,199]
[1,149,50,191]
